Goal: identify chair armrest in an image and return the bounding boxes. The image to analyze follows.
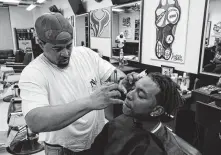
[6,62,23,65]
[6,64,26,68]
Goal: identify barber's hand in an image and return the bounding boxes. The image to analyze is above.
[89,82,125,110]
[119,72,140,94]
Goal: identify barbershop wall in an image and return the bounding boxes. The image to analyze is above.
[75,15,86,46]
[208,0,221,47]
[0,8,14,50]
[83,0,113,57]
[112,13,119,47]
[9,6,34,52]
[141,0,206,74]
[91,38,111,57]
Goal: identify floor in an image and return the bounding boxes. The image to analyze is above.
[0,149,45,155]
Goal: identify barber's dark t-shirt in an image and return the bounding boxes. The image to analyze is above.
[90,115,167,155]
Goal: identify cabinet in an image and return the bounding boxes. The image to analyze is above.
[14,28,34,51]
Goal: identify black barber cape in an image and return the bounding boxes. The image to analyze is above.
[90,115,167,155]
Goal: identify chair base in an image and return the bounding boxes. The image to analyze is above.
[6,139,44,155]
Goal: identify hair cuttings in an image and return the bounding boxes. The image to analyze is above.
[148,72,184,116]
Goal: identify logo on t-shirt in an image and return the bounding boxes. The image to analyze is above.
[90,78,97,91]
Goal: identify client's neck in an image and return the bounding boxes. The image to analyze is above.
[134,118,160,132]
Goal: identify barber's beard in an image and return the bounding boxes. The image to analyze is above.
[57,58,70,68]
[57,61,69,68]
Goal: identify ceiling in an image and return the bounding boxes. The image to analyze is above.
[0,0,46,7]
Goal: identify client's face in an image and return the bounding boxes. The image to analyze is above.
[123,76,160,117]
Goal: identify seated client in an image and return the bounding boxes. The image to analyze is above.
[91,72,199,155]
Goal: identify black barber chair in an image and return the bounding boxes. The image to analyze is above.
[195,101,221,155]
[157,124,202,155]
[6,49,33,73]
[0,49,15,64]
[6,85,44,155]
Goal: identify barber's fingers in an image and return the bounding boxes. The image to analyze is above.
[119,81,127,94]
[108,90,121,98]
[105,83,123,92]
[102,82,114,86]
[110,98,125,104]
[127,72,139,84]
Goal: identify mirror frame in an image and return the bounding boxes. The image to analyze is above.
[110,0,144,62]
[199,0,220,77]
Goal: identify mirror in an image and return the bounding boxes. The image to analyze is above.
[200,0,221,77]
[75,13,90,47]
[111,1,142,62]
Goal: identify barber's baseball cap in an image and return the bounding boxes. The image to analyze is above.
[35,12,73,45]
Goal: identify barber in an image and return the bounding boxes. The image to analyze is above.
[18,12,134,155]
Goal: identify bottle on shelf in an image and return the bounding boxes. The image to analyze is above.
[119,48,124,68]
[185,73,190,90]
[180,72,190,91]
[177,75,182,87]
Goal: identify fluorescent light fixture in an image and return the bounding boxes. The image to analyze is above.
[0,0,20,4]
[37,0,46,3]
[26,4,36,11]
[112,8,124,12]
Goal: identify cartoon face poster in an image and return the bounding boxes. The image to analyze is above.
[90,7,111,38]
[151,0,189,64]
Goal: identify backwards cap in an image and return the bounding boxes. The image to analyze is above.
[35,12,73,45]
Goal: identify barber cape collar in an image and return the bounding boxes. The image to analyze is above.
[35,12,73,45]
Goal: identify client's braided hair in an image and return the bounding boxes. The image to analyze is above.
[148,72,184,117]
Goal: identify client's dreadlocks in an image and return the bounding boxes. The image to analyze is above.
[148,72,184,117]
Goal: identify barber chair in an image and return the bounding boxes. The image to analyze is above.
[6,85,44,155]
[0,49,15,64]
[157,125,202,155]
[167,126,201,155]
[195,101,221,155]
[6,50,33,73]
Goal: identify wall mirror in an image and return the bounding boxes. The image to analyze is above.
[111,1,142,62]
[75,13,90,47]
[200,0,221,77]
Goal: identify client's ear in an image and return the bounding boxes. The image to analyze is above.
[150,106,165,117]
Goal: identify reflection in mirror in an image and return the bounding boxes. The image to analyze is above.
[111,1,141,62]
[75,13,90,47]
[200,0,221,77]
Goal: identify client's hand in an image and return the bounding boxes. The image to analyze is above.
[90,82,125,110]
[119,72,140,94]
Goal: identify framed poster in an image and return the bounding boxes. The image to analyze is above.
[90,7,111,38]
[151,0,190,64]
